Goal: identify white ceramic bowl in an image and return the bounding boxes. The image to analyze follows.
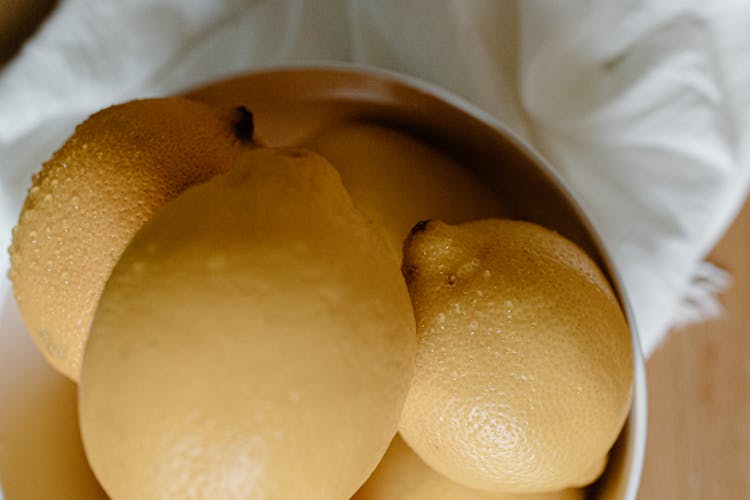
[0,64,646,499]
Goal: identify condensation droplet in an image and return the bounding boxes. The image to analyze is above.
[21,208,35,222]
[457,258,481,278]
[482,269,492,279]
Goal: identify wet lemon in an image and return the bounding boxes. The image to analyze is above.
[398,219,633,493]
[8,97,255,381]
[79,148,416,499]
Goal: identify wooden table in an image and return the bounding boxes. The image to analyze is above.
[2,4,749,498]
[638,195,750,499]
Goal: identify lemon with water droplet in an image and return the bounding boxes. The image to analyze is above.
[79,148,416,499]
[8,98,256,381]
[398,219,633,493]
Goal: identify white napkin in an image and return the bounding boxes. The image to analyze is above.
[2,0,749,361]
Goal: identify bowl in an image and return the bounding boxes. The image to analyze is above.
[0,64,646,499]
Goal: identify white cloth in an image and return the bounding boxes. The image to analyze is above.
[2,0,749,362]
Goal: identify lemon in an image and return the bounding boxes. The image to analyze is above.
[398,219,633,493]
[8,97,255,381]
[78,148,416,499]
[303,122,510,260]
[354,434,585,500]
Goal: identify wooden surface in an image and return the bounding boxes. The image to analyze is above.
[2,6,749,499]
[638,194,750,499]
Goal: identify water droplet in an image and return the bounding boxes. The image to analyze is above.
[482,269,492,279]
[469,320,478,332]
[71,196,80,208]
[20,208,34,222]
[457,258,481,278]
[29,231,38,244]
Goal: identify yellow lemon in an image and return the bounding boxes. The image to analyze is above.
[8,97,256,381]
[354,434,585,500]
[398,219,633,493]
[78,148,416,499]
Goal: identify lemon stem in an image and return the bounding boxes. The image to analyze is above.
[233,106,255,144]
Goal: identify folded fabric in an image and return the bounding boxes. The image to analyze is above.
[2,0,749,360]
